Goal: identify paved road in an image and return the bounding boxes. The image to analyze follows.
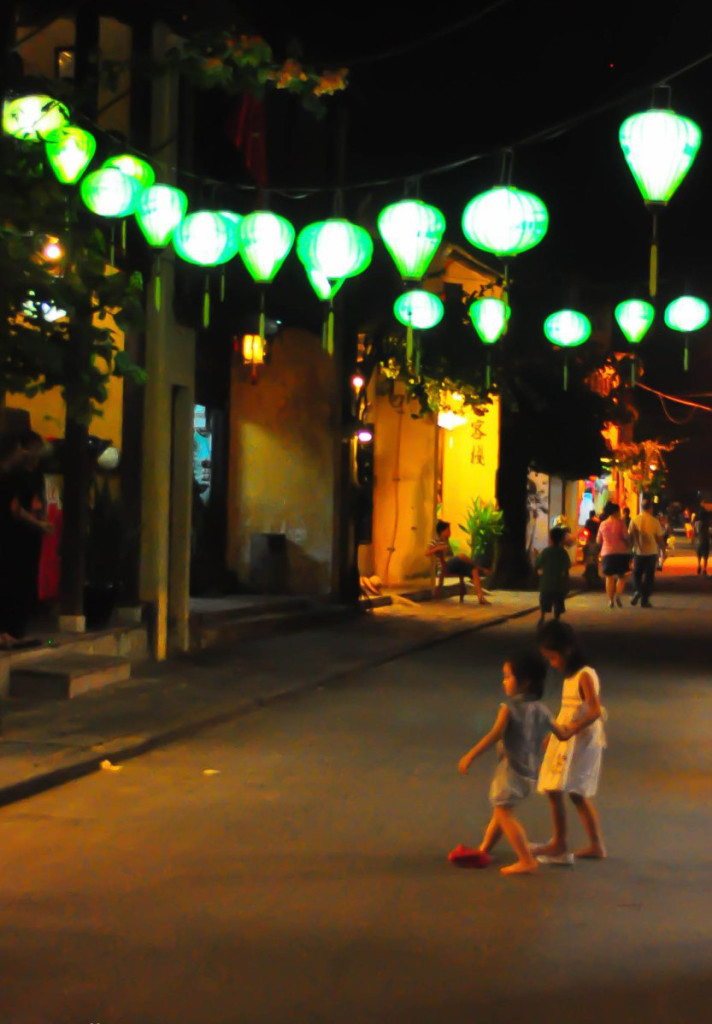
[1,570,711,1024]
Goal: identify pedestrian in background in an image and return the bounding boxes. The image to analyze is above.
[535,526,571,629]
[694,505,710,575]
[533,620,607,864]
[596,503,631,609]
[629,499,664,607]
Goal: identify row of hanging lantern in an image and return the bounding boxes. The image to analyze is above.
[2,88,707,389]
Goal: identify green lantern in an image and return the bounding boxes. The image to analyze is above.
[614,300,655,344]
[297,219,373,281]
[306,269,344,302]
[2,94,69,140]
[44,126,96,183]
[470,296,510,390]
[469,297,510,344]
[664,296,710,371]
[103,154,156,189]
[136,185,188,247]
[462,186,548,258]
[544,309,591,390]
[619,109,701,205]
[394,289,443,373]
[173,211,239,266]
[377,199,445,280]
[238,211,294,284]
[619,106,701,298]
[615,299,654,386]
[80,167,142,217]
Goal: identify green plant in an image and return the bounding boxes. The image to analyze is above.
[459,497,505,560]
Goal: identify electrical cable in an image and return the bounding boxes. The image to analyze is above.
[64,41,712,199]
[635,381,712,413]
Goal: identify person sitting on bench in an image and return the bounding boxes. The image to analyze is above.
[426,519,490,605]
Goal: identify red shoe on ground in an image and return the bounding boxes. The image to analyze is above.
[448,844,492,868]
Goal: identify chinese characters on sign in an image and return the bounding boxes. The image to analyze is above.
[471,419,486,466]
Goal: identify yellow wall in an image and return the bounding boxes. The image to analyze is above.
[6,309,125,445]
[228,328,336,594]
[362,384,438,585]
[441,398,500,555]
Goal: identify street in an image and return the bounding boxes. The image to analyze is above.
[1,565,711,1024]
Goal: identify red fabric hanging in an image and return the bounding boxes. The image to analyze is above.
[230,96,268,188]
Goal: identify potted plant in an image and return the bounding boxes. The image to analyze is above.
[459,497,505,579]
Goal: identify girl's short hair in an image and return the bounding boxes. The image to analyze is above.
[508,650,548,699]
[538,620,586,673]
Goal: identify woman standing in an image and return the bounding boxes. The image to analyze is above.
[596,503,631,609]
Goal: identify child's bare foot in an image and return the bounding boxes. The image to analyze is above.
[574,845,607,859]
[529,841,567,856]
[501,860,538,875]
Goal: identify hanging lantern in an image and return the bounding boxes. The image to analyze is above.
[615,299,655,385]
[136,184,188,247]
[238,211,294,283]
[394,289,444,374]
[614,300,655,344]
[544,309,591,390]
[619,109,701,205]
[2,94,69,140]
[469,296,510,389]
[172,211,240,266]
[462,186,548,258]
[242,334,266,364]
[297,219,373,281]
[306,268,344,302]
[664,296,710,371]
[44,126,96,183]
[469,297,510,344]
[80,167,142,217]
[103,154,156,189]
[377,199,446,280]
[619,105,701,297]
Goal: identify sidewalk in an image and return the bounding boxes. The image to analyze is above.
[0,588,541,807]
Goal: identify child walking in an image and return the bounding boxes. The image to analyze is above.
[535,526,571,629]
[533,620,607,864]
[456,652,567,876]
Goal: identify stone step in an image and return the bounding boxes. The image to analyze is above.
[9,655,132,700]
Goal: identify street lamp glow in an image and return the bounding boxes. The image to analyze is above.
[614,300,655,343]
[462,186,549,257]
[357,429,373,443]
[619,108,702,205]
[377,199,446,280]
[469,297,510,344]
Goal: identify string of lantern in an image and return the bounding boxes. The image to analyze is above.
[2,78,710,392]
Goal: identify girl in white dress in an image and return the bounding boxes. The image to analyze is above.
[534,620,606,863]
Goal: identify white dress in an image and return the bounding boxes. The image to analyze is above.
[537,666,606,797]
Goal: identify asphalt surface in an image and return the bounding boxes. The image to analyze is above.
[1,557,711,1024]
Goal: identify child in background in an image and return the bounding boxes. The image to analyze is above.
[455,651,570,876]
[533,620,607,865]
[536,527,571,629]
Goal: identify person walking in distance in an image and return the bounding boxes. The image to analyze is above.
[694,505,710,575]
[596,503,631,609]
[629,498,664,608]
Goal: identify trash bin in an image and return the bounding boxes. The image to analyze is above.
[249,532,289,593]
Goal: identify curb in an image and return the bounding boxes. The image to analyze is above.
[0,599,540,809]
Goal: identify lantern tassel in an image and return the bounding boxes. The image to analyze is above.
[251,356,258,385]
[326,307,335,357]
[154,255,161,312]
[220,271,226,303]
[121,217,127,254]
[502,263,510,336]
[563,357,569,391]
[414,334,421,377]
[109,226,116,267]
[684,338,689,372]
[649,212,659,298]
[203,276,210,328]
[486,354,491,390]
[406,324,414,367]
[630,355,636,388]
